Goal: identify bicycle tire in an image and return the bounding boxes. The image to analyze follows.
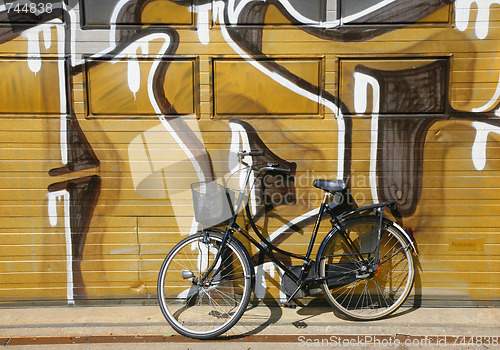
[317,216,415,320]
[157,229,253,339]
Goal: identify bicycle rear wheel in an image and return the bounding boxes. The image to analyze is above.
[157,229,253,339]
[317,216,415,320]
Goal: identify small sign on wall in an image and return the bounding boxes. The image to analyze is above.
[449,238,485,251]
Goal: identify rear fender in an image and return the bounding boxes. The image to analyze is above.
[315,216,417,274]
[391,222,418,255]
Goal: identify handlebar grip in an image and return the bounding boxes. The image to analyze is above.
[273,167,291,175]
[249,151,265,157]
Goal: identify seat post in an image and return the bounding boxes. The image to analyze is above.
[322,190,333,205]
[303,190,332,263]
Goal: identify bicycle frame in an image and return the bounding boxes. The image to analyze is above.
[199,154,407,304]
[242,193,401,302]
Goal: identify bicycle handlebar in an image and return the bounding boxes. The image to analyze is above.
[261,166,291,175]
[238,150,291,175]
[239,150,265,158]
[248,151,265,157]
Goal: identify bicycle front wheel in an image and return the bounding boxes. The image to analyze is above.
[317,216,415,320]
[157,229,253,339]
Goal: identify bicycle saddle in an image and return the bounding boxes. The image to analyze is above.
[313,179,346,192]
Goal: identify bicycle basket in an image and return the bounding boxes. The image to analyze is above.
[191,181,236,227]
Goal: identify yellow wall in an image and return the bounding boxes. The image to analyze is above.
[0,0,498,305]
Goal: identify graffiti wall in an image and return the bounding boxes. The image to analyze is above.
[0,0,498,305]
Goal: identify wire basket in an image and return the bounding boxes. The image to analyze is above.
[191,181,236,227]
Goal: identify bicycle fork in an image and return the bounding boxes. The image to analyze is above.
[197,228,232,286]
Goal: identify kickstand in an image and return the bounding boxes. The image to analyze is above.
[280,284,303,309]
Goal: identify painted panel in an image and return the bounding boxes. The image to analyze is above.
[0,58,65,114]
[340,0,451,24]
[213,59,321,116]
[223,0,335,25]
[81,0,193,25]
[86,58,195,116]
[340,58,448,115]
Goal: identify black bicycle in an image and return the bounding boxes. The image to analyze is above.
[157,150,417,339]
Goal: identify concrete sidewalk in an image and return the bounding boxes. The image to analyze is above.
[0,303,498,349]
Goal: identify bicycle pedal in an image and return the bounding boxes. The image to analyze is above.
[280,301,297,309]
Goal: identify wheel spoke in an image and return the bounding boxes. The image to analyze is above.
[319,217,414,320]
[158,231,251,339]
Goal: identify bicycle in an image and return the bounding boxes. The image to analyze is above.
[157,150,417,339]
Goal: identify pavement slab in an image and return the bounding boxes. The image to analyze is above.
[0,303,498,349]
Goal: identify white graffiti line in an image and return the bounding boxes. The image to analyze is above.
[455,0,500,39]
[47,190,75,305]
[109,0,134,47]
[472,121,500,170]
[56,1,145,66]
[149,39,205,183]
[114,31,205,236]
[128,56,140,99]
[85,1,155,98]
[341,0,398,25]
[56,25,68,165]
[42,25,51,49]
[274,0,329,26]
[213,1,345,180]
[22,22,68,164]
[191,241,220,273]
[225,0,265,24]
[254,262,284,300]
[229,122,257,215]
[222,0,397,28]
[124,41,152,100]
[63,2,79,67]
[81,0,162,63]
[472,75,500,114]
[354,72,380,204]
[108,39,152,104]
[213,2,328,105]
[21,22,58,74]
[143,34,205,236]
[266,207,319,245]
[354,73,380,114]
[71,0,136,63]
[191,3,211,45]
[103,33,170,104]
[337,119,346,180]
